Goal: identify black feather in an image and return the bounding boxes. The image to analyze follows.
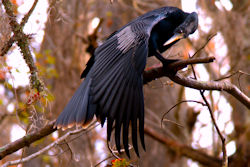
[115,88,128,153]
[138,85,145,150]
[131,87,140,157]
[122,85,134,158]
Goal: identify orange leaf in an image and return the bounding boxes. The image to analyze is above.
[106,19,113,28]
[0,70,6,80]
[207,40,215,52]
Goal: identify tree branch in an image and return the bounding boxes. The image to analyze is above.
[2,0,43,92]
[143,65,250,109]
[190,62,227,166]
[0,120,56,160]
[20,0,38,27]
[143,56,216,84]
[0,35,16,57]
[0,0,38,57]
[144,125,222,167]
[169,74,250,108]
[1,119,224,167]
[2,126,87,167]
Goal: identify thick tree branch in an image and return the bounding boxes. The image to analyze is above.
[0,120,56,160]
[143,65,250,109]
[169,74,250,108]
[143,56,216,84]
[144,125,222,167]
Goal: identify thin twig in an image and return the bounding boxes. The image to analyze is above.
[190,63,228,167]
[192,33,217,58]
[214,70,250,93]
[145,115,179,141]
[202,91,227,167]
[214,71,239,81]
[161,100,206,128]
[214,70,250,81]
[107,140,122,160]
[20,0,39,27]
[162,119,184,128]
[94,155,113,167]
[0,35,16,56]
[237,71,249,92]
[2,127,87,167]
[107,141,134,166]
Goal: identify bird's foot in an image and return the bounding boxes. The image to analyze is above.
[162,59,180,75]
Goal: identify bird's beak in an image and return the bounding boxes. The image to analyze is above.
[164,33,185,46]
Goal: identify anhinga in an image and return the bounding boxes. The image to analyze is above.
[55,6,198,157]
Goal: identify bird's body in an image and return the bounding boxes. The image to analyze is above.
[55,6,198,157]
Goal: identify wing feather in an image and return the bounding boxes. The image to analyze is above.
[89,36,149,156]
[55,76,91,128]
[122,85,134,158]
[93,56,125,101]
[114,53,137,153]
[138,85,145,150]
[131,86,140,156]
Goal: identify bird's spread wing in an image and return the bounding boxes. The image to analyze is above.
[87,11,170,156]
[89,23,148,157]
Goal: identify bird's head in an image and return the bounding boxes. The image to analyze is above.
[164,12,198,46]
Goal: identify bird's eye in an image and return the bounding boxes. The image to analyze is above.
[176,29,183,34]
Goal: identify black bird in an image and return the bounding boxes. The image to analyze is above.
[55,6,198,157]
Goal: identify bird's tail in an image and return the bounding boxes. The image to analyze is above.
[54,76,95,130]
